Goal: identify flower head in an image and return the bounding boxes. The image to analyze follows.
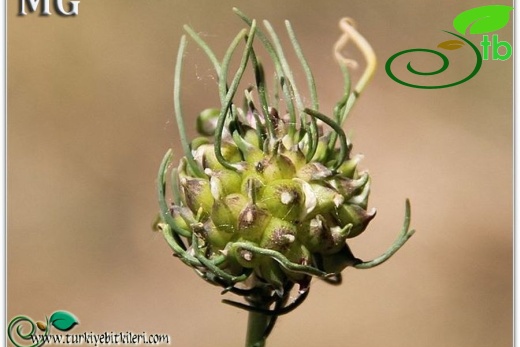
[155,8,415,337]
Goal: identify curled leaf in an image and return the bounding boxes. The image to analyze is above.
[437,40,465,50]
[453,5,513,35]
[49,311,79,331]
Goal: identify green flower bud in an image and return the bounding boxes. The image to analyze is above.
[258,153,297,181]
[311,135,331,162]
[260,217,297,253]
[243,127,263,149]
[347,176,371,209]
[190,137,211,152]
[296,162,333,181]
[333,204,376,238]
[194,142,242,171]
[336,154,363,178]
[259,179,305,222]
[240,172,265,198]
[301,214,351,254]
[197,108,220,136]
[210,170,242,197]
[170,206,190,231]
[205,219,232,250]
[280,145,307,170]
[237,203,272,242]
[179,177,214,217]
[232,131,265,163]
[229,241,261,268]
[211,193,248,233]
[328,172,369,200]
[308,182,344,216]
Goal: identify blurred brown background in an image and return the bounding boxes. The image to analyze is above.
[7,0,512,346]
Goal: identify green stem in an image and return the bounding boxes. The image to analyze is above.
[245,307,270,347]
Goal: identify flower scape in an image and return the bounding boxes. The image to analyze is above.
[155,8,415,344]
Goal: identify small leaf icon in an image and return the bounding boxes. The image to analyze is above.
[49,311,79,331]
[437,40,465,50]
[453,5,513,35]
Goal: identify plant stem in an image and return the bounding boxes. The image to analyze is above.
[245,309,269,347]
[244,287,272,347]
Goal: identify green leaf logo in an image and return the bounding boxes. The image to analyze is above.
[49,311,79,331]
[437,40,465,50]
[453,5,513,35]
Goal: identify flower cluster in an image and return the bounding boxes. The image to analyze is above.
[155,8,414,336]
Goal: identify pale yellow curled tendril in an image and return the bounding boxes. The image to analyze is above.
[334,17,377,96]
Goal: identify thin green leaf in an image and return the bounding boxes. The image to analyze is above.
[214,21,257,170]
[173,36,205,178]
[233,7,296,140]
[183,25,221,77]
[285,20,318,110]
